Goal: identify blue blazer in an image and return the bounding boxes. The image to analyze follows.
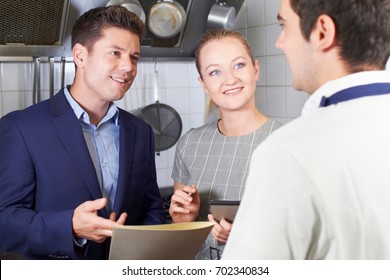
[0,90,165,259]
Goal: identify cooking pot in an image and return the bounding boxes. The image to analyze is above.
[106,0,146,23]
[148,0,187,39]
[207,2,236,30]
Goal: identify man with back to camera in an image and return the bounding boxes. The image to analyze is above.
[0,6,165,260]
[223,0,390,259]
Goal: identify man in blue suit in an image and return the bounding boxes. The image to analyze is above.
[0,6,165,259]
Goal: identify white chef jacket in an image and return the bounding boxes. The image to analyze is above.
[223,71,390,259]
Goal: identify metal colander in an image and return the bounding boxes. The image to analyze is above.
[138,102,182,154]
[134,70,182,154]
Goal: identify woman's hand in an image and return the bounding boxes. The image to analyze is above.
[208,214,232,244]
[169,183,200,223]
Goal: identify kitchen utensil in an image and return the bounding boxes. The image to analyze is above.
[134,70,182,154]
[148,0,187,39]
[207,2,236,30]
[32,57,41,104]
[106,0,146,23]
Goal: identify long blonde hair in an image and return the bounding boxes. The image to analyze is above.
[195,29,256,118]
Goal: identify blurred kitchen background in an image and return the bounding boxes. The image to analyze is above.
[1,0,389,188]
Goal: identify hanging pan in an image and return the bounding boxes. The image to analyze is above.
[136,70,183,155]
[148,0,187,39]
[207,1,236,30]
[106,0,146,23]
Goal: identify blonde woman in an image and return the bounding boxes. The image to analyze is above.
[169,29,283,259]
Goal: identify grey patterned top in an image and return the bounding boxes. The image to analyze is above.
[171,118,283,259]
[172,118,283,220]
[172,119,281,220]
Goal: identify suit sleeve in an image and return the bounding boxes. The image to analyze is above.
[0,115,76,258]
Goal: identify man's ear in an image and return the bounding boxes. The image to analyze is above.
[312,14,337,51]
[73,43,87,67]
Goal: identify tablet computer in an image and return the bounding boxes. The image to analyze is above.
[209,200,240,223]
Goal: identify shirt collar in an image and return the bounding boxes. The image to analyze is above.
[301,71,390,116]
[63,86,119,126]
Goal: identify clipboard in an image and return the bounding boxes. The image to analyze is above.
[108,222,213,260]
[209,199,240,223]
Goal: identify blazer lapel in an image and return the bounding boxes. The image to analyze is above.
[50,91,105,210]
[112,113,135,213]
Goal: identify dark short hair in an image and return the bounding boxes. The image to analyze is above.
[290,0,390,71]
[71,5,144,51]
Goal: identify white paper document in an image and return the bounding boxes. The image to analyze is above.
[109,222,214,260]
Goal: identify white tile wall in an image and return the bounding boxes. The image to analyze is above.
[244,0,303,124]
[265,25,283,55]
[265,55,285,86]
[265,0,280,25]
[246,0,265,27]
[0,0,309,186]
[247,26,266,57]
[286,88,308,118]
[234,0,247,30]
[266,86,286,117]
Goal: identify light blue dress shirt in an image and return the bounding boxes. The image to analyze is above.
[64,87,120,213]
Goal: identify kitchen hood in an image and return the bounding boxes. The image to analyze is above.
[0,0,244,60]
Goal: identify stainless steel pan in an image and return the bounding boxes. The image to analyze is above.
[106,0,146,23]
[207,2,236,30]
[148,0,187,39]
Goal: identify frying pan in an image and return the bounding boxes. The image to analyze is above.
[148,0,187,39]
